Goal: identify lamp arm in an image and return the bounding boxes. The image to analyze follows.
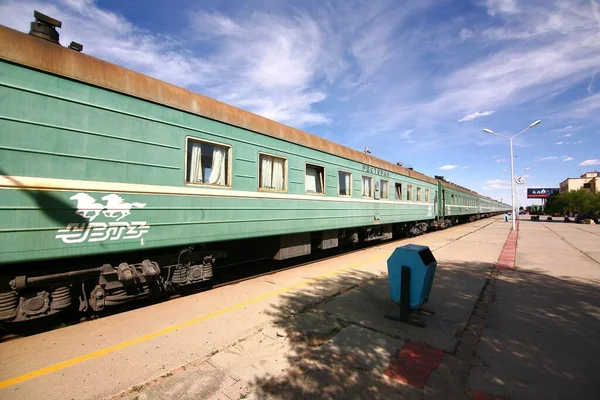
[511,126,530,139]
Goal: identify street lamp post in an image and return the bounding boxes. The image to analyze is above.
[483,120,541,230]
[502,167,530,216]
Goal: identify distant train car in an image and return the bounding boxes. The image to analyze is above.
[0,13,509,323]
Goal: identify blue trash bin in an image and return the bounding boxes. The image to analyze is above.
[386,244,437,325]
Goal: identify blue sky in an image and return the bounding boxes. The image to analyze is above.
[1,0,599,205]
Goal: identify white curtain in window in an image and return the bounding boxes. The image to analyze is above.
[272,157,284,190]
[381,181,388,199]
[208,147,227,185]
[339,172,350,195]
[189,143,203,183]
[260,156,273,189]
[345,174,350,193]
[306,167,317,192]
[344,173,350,195]
[396,185,402,200]
[362,177,371,197]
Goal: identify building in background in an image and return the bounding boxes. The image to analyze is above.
[559,171,599,193]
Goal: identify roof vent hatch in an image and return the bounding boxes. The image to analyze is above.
[29,10,62,44]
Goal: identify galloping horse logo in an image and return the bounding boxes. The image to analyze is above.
[70,193,105,222]
[101,194,146,221]
[69,193,146,222]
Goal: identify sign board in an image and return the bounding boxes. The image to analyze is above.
[515,176,526,185]
[526,188,559,199]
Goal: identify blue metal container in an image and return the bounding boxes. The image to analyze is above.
[387,244,437,309]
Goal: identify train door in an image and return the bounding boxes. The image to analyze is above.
[441,189,446,218]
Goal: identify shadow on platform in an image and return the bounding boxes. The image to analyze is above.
[467,267,600,399]
[251,259,600,399]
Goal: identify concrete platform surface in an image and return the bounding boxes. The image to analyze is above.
[468,220,600,400]
[0,217,598,400]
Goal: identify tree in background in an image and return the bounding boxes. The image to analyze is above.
[546,190,600,216]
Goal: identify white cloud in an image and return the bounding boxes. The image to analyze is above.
[423,1,600,126]
[483,179,510,190]
[0,1,210,88]
[580,159,600,166]
[187,10,341,127]
[438,164,458,170]
[565,93,600,117]
[574,140,585,144]
[564,133,573,138]
[563,156,574,161]
[457,110,495,122]
[482,0,519,16]
[1,0,596,155]
[0,0,341,128]
[459,28,473,42]
[536,156,559,161]
[555,141,564,145]
[400,130,413,139]
[462,166,468,169]
[495,158,506,163]
[290,0,599,148]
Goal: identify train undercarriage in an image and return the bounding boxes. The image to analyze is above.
[0,214,499,325]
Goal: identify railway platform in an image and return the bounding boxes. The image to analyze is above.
[0,216,598,400]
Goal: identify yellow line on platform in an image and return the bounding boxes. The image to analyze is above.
[0,246,418,389]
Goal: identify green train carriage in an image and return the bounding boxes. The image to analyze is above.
[1,15,484,323]
[436,178,491,224]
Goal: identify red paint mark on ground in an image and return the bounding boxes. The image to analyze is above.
[472,389,507,399]
[497,221,519,270]
[384,342,444,389]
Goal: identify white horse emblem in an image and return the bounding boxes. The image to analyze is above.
[101,194,146,222]
[69,193,146,222]
[70,193,105,222]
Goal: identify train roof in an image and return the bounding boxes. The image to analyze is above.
[434,175,479,196]
[0,25,441,185]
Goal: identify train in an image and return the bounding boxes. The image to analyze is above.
[0,12,510,324]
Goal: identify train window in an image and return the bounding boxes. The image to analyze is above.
[305,164,325,194]
[380,180,389,199]
[417,187,422,201]
[186,138,230,186]
[338,171,352,196]
[395,183,402,200]
[259,153,286,191]
[362,176,373,198]
[407,185,413,201]
[425,188,430,202]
